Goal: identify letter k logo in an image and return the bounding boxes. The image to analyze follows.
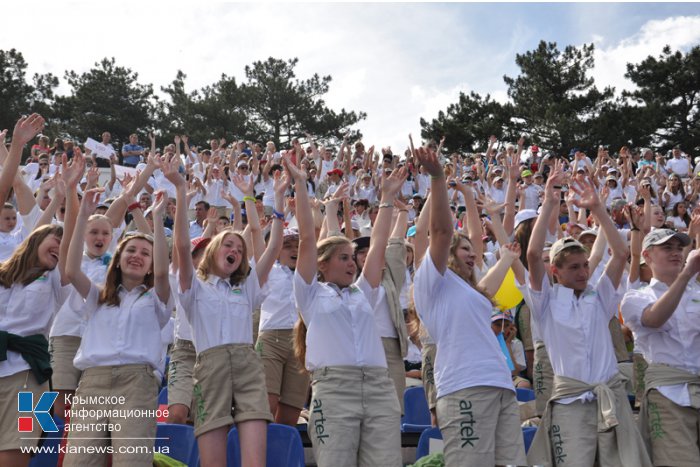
[18,392,59,432]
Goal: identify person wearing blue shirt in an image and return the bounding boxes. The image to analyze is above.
[121,134,144,167]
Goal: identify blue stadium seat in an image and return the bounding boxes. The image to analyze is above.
[29,422,64,467]
[415,426,442,460]
[155,423,199,467]
[516,387,536,402]
[401,387,431,432]
[227,423,305,467]
[522,426,537,453]
[158,386,168,405]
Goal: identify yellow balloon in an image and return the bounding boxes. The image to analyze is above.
[493,268,523,310]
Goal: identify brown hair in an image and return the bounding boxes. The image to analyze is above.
[551,245,588,268]
[447,231,494,306]
[99,233,154,306]
[197,230,250,286]
[0,224,63,287]
[293,236,352,369]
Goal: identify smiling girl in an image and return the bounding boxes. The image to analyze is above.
[168,154,286,467]
[62,182,171,467]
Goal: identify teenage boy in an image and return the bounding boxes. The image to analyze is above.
[526,162,651,467]
[621,229,700,467]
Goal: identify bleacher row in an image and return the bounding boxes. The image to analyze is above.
[31,387,538,467]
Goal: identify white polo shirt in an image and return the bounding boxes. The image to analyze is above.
[666,157,691,177]
[293,271,387,371]
[528,273,622,403]
[50,254,108,338]
[621,278,700,406]
[73,283,170,371]
[178,264,263,353]
[414,252,513,398]
[0,268,70,377]
[259,262,296,331]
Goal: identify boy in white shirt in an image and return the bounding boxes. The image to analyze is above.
[526,163,651,467]
[621,230,700,466]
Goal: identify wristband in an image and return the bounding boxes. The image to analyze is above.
[127,202,140,212]
[379,203,394,209]
[272,209,285,220]
[242,196,256,203]
[430,174,444,180]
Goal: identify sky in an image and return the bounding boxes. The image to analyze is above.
[3,2,700,151]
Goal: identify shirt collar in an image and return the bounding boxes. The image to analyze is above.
[117,283,149,296]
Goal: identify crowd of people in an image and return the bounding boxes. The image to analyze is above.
[1,113,699,467]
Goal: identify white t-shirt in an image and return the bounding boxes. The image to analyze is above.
[621,278,700,407]
[414,252,513,398]
[259,263,296,331]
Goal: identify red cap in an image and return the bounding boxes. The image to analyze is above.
[190,237,211,255]
[531,145,539,153]
[327,169,344,177]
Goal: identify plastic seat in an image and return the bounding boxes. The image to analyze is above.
[227,423,305,467]
[401,387,431,432]
[158,386,168,405]
[522,426,537,453]
[29,421,65,467]
[516,387,536,402]
[155,423,199,466]
[415,426,442,460]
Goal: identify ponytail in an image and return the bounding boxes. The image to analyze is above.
[293,316,308,372]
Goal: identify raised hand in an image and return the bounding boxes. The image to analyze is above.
[174,135,181,146]
[500,242,522,262]
[12,114,45,145]
[380,167,408,198]
[206,206,218,224]
[221,189,239,207]
[273,170,291,196]
[62,150,86,188]
[86,166,100,187]
[414,147,443,177]
[152,190,167,218]
[79,187,105,216]
[162,154,185,187]
[569,177,601,210]
[282,155,307,183]
[481,196,505,216]
[231,173,254,196]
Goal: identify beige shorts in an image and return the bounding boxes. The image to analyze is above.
[49,335,82,391]
[421,343,437,410]
[549,399,623,467]
[516,303,534,351]
[0,370,49,451]
[167,338,196,409]
[309,366,401,467]
[437,385,526,466]
[192,344,273,437]
[256,329,310,410]
[382,337,405,414]
[534,341,554,416]
[63,364,160,467]
[646,389,700,467]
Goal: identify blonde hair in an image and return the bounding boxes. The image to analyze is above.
[99,233,154,306]
[0,224,63,287]
[197,230,250,286]
[293,236,353,369]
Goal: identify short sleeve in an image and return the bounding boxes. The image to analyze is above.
[621,288,671,334]
[178,272,199,323]
[243,261,263,309]
[293,270,319,323]
[413,251,445,320]
[527,273,551,324]
[78,282,102,319]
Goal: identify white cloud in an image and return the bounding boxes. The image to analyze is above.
[591,15,700,94]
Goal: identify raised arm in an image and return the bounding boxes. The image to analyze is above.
[416,147,452,273]
[413,194,430,269]
[527,161,564,290]
[0,115,45,203]
[232,172,262,261]
[66,188,104,298]
[478,242,521,297]
[503,155,519,235]
[162,154,192,292]
[58,151,86,285]
[641,252,700,328]
[150,190,172,305]
[255,171,289,285]
[570,177,627,289]
[363,167,407,288]
[284,157,315,284]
